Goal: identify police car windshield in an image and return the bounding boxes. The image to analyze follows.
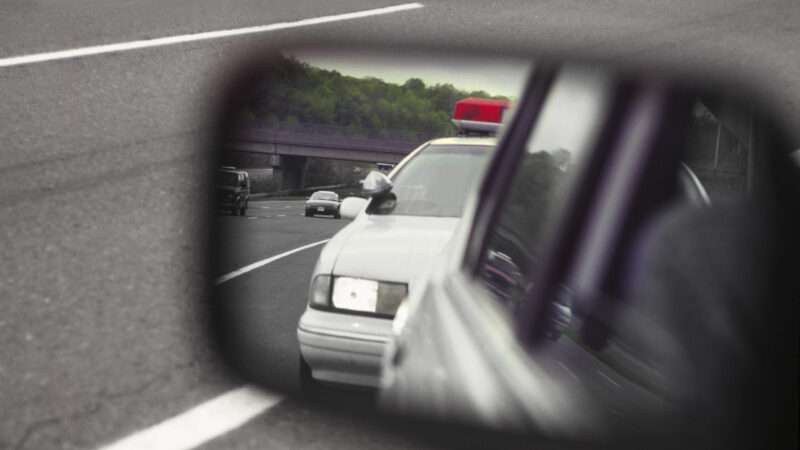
[373,144,491,218]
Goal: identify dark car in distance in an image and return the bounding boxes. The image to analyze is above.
[217,167,250,216]
[305,191,341,218]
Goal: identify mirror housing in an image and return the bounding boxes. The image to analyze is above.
[207,43,799,449]
[339,196,368,220]
[361,171,393,196]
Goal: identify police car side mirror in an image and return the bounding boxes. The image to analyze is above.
[361,170,393,196]
[339,196,368,220]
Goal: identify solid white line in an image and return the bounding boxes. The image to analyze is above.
[0,3,424,68]
[103,239,336,448]
[99,385,283,450]
[215,239,329,285]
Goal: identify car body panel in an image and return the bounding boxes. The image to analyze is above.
[297,213,460,387]
[381,265,606,436]
[298,308,390,387]
[378,71,740,444]
[297,138,496,388]
[331,214,460,284]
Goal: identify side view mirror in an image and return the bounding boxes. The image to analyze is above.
[207,43,798,450]
[361,171,393,196]
[339,196,368,220]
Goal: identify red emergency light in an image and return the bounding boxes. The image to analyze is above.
[452,97,510,135]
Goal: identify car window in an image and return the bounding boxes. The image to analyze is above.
[219,171,240,186]
[562,96,784,423]
[684,102,752,200]
[370,144,492,218]
[313,192,337,201]
[477,69,612,309]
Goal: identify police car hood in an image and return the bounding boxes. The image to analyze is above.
[328,214,460,286]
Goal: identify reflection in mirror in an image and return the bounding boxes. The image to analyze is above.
[210,48,797,450]
[378,65,797,449]
[211,48,530,396]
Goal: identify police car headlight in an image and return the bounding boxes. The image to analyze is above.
[332,277,407,316]
[308,275,332,307]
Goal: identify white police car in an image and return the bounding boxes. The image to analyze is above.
[297,99,509,389]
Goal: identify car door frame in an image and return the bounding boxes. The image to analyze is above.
[438,67,700,440]
[463,68,692,348]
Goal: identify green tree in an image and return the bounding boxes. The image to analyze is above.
[248,54,506,138]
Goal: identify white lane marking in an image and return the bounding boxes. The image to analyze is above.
[277,214,286,217]
[215,239,329,285]
[99,385,282,450]
[104,240,332,448]
[0,3,424,68]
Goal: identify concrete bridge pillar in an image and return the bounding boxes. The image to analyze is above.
[271,155,307,191]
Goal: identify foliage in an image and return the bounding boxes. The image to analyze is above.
[248,55,509,137]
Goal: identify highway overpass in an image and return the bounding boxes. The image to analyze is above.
[228,124,434,190]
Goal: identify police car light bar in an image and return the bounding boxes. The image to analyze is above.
[451,97,510,136]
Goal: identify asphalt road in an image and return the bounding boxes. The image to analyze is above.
[2,1,800,449]
[209,201,449,450]
[213,200,347,393]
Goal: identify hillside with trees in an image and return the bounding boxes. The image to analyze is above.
[244,54,509,137]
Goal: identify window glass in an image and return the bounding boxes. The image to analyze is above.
[478,69,611,309]
[219,171,240,186]
[369,144,492,218]
[312,192,337,201]
[684,102,752,199]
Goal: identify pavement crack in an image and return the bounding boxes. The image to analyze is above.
[12,401,102,450]
[10,358,205,449]
[97,357,202,401]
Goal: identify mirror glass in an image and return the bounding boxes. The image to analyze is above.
[211,48,531,392]
[209,46,797,448]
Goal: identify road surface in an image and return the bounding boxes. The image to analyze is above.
[1,1,799,448]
